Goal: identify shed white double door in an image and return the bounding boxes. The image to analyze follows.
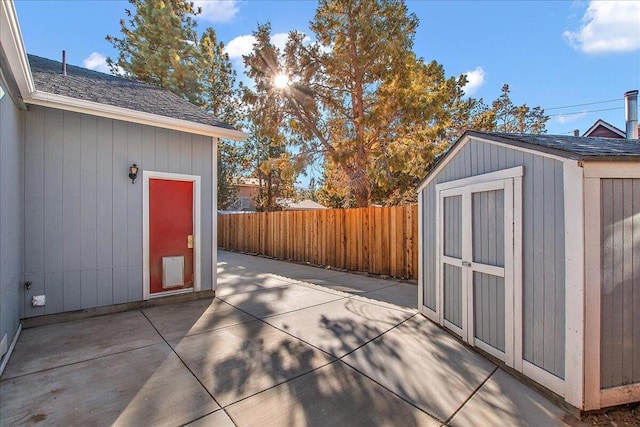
[437,171,522,369]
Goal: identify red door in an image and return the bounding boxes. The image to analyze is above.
[149,179,194,294]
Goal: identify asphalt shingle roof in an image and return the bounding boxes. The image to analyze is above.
[27,54,236,130]
[471,131,640,159]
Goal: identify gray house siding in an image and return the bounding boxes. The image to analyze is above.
[0,80,25,358]
[23,105,213,318]
[600,178,640,389]
[420,137,566,379]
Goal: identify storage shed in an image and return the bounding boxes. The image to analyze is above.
[417,130,640,411]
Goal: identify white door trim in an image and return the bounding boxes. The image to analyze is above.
[143,170,202,300]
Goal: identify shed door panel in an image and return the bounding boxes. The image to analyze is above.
[442,195,464,334]
[471,189,506,354]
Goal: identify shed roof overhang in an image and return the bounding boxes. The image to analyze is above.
[416,130,640,193]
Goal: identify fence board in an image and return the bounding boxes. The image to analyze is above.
[217,205,419,279]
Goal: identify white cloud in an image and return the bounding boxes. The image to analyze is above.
[224,34,256,60]
[83,52,110,73]
[271,33,290,51]
[563,1,640,53]
[194,0,239,23]
[224,32,304,61]
[555,111,588,124]
[462,66,486,96]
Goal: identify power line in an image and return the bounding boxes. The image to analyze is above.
[547,107,623,118]
[544,98,621,111]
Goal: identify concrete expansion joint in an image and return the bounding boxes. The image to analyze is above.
[444,366,500,425]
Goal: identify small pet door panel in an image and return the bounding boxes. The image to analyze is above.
[162,256,184,289]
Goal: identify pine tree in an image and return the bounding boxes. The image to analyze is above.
[106,0,202,104]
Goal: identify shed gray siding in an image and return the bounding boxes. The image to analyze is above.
[23,105,214,317]
[420,137,566,379]
[0,80,25,358]
[600,178,640,389]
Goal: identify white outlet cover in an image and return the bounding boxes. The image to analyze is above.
[32,295,46,307]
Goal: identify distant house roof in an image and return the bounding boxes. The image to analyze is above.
[277,198,327,210]
[236,177,261,187]
[27,55,243,139]
[583,119,626,138]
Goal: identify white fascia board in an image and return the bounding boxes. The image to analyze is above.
[26,90,247,141]
[417,134,567,193]
[0,0,35,98]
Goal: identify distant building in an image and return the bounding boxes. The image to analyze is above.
[582,119,626,138]
[228,178,260,211]
[277,198,327,211]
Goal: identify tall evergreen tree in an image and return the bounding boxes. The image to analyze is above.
[106,0,202,105]
[242,24,302,211]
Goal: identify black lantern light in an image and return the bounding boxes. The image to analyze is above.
[129,163,138,184]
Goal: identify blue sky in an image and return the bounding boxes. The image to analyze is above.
[14,0,640,137]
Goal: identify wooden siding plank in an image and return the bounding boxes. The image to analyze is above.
[63,270,81,311]
[96,267,113,307]
[80,269,97,309]
[24,107,45,275]
[44,272,63,315]
[80,115,98,271]
[112,121,129,267]
[127,124,142,267]
[141,125,156,171]
[600,178,614,388]
[167,130,182,173]
[542,157,557,374]
[96,118,113,269]
[633,179,640,383]
[62,111,82,272]
[622,179,633,384]
[112,266,128,305]
[44,108,64,273]
[180,132,192,174]
[128,265,142,302]
[554,161,565,377]
[155,128,169,171]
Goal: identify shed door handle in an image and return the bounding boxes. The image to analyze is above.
[462,261,472,267]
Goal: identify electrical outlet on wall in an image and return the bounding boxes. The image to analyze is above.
[32,295,46,307]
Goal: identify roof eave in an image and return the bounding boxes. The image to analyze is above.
[0,0,35,101]
[27,90,247,140]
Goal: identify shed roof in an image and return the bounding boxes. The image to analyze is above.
[27,54,238,132]
[474,131,640,159]
[418,130,640,192]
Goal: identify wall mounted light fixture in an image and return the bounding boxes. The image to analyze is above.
[129,163,139,184]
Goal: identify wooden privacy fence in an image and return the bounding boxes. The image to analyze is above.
[217,205,418,279]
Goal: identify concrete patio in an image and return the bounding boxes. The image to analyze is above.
[0,250,583,426]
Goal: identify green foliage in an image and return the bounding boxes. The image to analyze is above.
[489,84,549,134]
[106,0,202,104]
